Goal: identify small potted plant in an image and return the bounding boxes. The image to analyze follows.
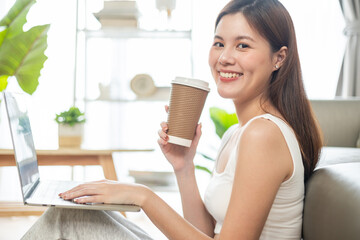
[55,106,86,148]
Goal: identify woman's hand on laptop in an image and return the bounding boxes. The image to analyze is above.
[58,179,151,207]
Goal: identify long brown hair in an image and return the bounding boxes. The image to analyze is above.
[215,0,323,182]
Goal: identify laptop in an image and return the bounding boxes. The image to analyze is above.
[3,91,140,212]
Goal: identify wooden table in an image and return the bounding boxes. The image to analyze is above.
[0,147,153,216]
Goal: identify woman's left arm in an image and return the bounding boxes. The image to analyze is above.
[59,180,214,240]
[218,119,294,240]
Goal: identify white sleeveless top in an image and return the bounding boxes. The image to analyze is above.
[204,114,304,240]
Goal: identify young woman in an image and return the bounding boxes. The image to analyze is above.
[23,0,322,239]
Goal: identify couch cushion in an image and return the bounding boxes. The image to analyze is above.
[310,99,360,147]
[303,162,360,240]
[316,147,360,168]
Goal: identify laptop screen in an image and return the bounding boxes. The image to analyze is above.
[3,92,40,198]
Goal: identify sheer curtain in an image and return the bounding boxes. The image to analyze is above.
[336,0,360,97]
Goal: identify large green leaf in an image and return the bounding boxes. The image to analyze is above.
[0,0,35,38]
[0,0,49,95]
[0,28,7,46]
[0,75,8,91]
[0,24,49,94]
[210,107,238,138]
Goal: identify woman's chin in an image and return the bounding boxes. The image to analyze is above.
[217,88,237,99]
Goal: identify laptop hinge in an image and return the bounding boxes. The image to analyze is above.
[24,178,40,200]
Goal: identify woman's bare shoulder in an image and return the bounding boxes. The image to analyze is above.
[241,117,285,144]
[237,117,292,166]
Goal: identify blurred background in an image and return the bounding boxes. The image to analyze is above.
[0,0,346,151]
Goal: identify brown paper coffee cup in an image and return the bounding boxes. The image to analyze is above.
[167,77,210,147]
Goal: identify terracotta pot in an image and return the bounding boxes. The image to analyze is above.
[58,124,84,148]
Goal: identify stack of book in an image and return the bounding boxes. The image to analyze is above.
[93,0,139,28]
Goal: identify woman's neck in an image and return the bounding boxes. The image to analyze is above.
[234,97,278,127]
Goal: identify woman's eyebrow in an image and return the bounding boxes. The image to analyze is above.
[213,35,255,42]
[235,35,255,42]
[214,35,224,40]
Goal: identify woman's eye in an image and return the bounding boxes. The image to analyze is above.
[213,42,224,47]
[237,43,249,49]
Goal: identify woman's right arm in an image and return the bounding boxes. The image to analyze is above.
[158,122,215,236]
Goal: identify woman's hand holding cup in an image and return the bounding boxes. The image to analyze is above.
[157,105,202,173]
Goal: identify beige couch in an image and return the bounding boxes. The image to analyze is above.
[302,99,360,240]
[310,99,360,147]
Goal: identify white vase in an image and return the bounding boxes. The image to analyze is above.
[58,123,84,148]
[156,0,176,16]
[156,0,176,10]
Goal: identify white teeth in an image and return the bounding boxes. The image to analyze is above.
[220,72,240,78]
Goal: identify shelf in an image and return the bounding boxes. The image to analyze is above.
[74,0,193,106]
[79,87,170,103]
[80,98,168,103]
[82,28,192,39]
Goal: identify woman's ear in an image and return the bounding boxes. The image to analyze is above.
[273,46,288,70]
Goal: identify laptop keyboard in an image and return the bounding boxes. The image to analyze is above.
[29,180,81,203]
[25,180,141,211]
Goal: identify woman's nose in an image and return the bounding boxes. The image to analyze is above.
[218,48,235,65]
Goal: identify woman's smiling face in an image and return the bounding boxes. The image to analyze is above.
[208,12,277,104]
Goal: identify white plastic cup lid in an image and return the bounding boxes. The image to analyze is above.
[171,77,210,92]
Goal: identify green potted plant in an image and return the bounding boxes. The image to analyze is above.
[55,106,86,148]
[195,107,239,174]
[0,0,50,95]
